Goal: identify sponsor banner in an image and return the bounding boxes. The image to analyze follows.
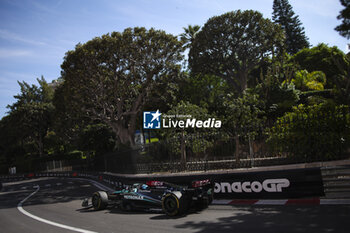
[208,168,324,199]
[214,179,290,194]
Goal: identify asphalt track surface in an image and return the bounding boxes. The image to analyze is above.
[0,178,349,233]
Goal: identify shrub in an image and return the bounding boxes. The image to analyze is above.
[267,103,350,161]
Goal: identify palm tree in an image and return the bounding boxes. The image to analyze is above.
[180,25,201,49]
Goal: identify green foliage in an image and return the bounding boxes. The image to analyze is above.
[289,70,326,91]
[223,91,266,140]
[0,77,55,172]
[161,101,218,156]
[179,73,229,114]
[53,83,121,160]
[68,150,84,158]
[0,115,25,167]
[189,10,285,94]
[290,43,346,88]
[61,27,183,146]
[332,53,350,105]
[2,12,350,173]
[9,77,54,111]
[78,123,116,157]
[253,63,300,120]
[267,103,350,160]
[263,82,300,121]
[335,0,350,39]
[51,83,80,154]
[272,0,309,54]
[5,77,55,157]
[179,25,201,50]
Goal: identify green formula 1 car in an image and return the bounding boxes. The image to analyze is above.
[82,179,213,216]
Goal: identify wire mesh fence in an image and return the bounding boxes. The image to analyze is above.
[31,106,350,174]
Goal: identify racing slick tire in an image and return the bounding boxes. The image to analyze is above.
[92,191,108,210]
[162,192,188,216]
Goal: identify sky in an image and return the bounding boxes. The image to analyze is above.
[0,0,348,118]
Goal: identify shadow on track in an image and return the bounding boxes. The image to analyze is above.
[173,205,350,233]
[76,204,161,215]
[75,204,203,219]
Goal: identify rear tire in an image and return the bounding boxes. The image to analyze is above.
[92,191,108,210]
[162,192,187,216]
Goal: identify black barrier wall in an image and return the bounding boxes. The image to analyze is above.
[0,168,324,199]
[96,168,324,199]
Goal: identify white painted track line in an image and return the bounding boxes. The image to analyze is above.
[17,185,97,233]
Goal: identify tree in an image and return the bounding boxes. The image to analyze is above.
[335,0,350,39]
[179,73,229,114]
[161,101,219,167]
[52,78,118,157]
[179,25,201,50]
[61,27,183,147]
[332,53,350,104]
[6,77,54,157]
[272,0,310,54]
[223,91,266,163]
[189,10,285,94]
[290,43,346,88]
[51,82,82,154]
[267,103,350,160]
[253,63,300,121]
[0,77,55,172]
[78,123,116,157]
[289,70,326,91]
[0,115,25,172]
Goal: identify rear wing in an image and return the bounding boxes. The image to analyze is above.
[192,179,211,188]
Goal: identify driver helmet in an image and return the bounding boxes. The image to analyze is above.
[141,184,148,190]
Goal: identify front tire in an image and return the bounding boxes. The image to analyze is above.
[92,191,108,210]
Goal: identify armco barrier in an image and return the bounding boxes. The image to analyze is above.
[321,165,350,199]
[0,167,324,199]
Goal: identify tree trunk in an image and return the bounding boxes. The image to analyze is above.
[181,130,187,170]
[110,123,135,148]
[248,136,254,167]
[235,135,240,166]
[37,133,44,157]
[119,126,135,147]
[238,70,248,93]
